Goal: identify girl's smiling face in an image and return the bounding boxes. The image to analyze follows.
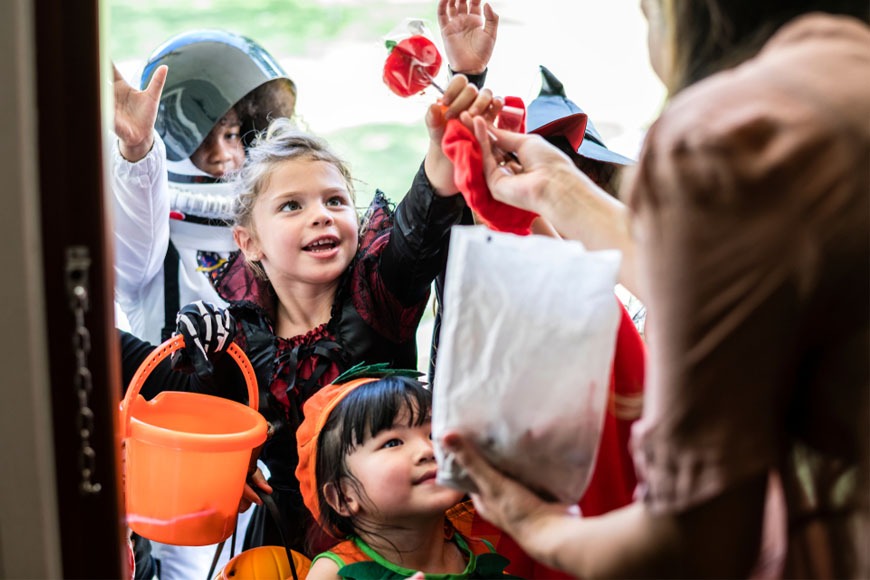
[340,411,464,526]
[235,157,359,289]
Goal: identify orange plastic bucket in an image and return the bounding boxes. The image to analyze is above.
[215,546,311,580]
[120,335,267,546]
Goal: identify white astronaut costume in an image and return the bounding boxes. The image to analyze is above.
[113,137,237,346]
[113,133,252,580]
[113,28,295,580]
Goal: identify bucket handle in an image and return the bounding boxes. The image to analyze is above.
[120,335,259,437]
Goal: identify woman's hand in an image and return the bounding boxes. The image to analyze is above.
[466,115,579,214]
[469,115,642,295]
[440,430,573,540]
[113,63,167,162]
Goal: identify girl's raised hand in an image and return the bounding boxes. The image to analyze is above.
[437,0,499,74]
[426,74,501,144]
[424,74,502,196]
[113,63,167,162]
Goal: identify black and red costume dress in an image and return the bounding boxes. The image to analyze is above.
[121,164,465,554]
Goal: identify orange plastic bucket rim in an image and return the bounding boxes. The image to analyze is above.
[216,546,312,580]
[127,391,265,452]
[120,335,260,433]
[120,335,266,546]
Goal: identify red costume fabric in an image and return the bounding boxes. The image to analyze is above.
[442,119,538,236]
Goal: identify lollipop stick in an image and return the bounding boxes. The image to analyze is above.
[414,66,444,94]
[427,76,445,94]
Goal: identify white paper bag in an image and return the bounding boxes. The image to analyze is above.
[432,226,622,503]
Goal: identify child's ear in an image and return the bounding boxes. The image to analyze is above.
[323,480,358,518]
[233,226,262,262]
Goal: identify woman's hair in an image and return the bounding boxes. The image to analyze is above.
[661,0,869,94]
[314,376,433,541]
[231,117,356,278]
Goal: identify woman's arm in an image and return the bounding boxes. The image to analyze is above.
[441,431,766,578]
[469,116,641,298]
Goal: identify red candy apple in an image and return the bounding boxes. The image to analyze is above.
[383,35,443,97]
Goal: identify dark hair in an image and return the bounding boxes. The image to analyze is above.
[314,377,433,541]
[236,78,298,150]
[665,0,869,94]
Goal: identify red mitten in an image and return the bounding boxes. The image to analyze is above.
[442,119,537,235]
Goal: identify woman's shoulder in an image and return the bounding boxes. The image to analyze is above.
[657,13,869,149]
[633,17,869,208]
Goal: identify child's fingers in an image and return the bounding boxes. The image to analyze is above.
[436,0,449,27]
[465,88,494,118]
[426,103,448,131]
[444,0,458,20]
[249,468,273,494]
[146,65,168,99]
[443,82,480,119]
[238,484,258,513]
[483,3,499,36]
[456,99,500,132]
[481,95,504,125]
[440,74,469,108]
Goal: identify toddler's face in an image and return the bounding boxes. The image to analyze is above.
[343,413,464,523]
[239,157,359,288]
[190,108,245,177]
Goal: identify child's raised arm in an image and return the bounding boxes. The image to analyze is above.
[113,63,167,162]
[437,0,498,75]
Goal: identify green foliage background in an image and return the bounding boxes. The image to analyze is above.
[108,0,437,207]
[109,0,426,60]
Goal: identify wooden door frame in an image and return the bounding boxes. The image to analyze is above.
[32,0,127,575]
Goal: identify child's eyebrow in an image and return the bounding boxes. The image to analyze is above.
[218,116,241,127]
[271,186,348,199]
[268,189,301,200]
